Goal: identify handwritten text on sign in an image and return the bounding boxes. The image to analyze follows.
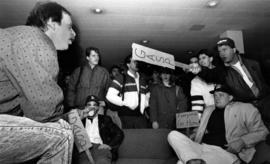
[132,43,175,69]
[176,111,200,128]
[67,110,92,153]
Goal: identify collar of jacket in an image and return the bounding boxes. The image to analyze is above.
[127,70,140,79]
[224,54,244,67]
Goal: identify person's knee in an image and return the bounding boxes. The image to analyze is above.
[62,128,74,145]
[168,130,181,143]
[51,127,74,149]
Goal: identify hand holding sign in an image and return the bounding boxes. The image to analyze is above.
[176,111,200,129]
[132,43,189,70]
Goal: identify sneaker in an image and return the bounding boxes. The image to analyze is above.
[187,159,206,164]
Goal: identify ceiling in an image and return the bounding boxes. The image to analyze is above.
[1,0,270,69]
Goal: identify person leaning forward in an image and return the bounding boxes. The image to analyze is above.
[0,2,77,164]
[189,37,270,129]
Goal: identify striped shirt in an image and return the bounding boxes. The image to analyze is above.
[190,76,215,114]
[106,71,149,115]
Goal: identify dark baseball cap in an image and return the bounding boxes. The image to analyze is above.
[216,37,235,48]
[210,85,232,95]
[85,95,100,105]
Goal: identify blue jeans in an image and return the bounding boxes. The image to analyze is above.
[0,114,74,164]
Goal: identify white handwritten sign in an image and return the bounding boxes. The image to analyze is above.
[67,110,92,153]
[132,43,175,69]
[176,111,200,129]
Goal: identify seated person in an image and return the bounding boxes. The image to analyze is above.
[74,95,124,164]
[168,85,269,164]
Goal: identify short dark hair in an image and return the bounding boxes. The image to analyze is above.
[110,65,121,73]
[26,2,71,29]
[197,49,213,58]
[85,47,100,57]
[160,67,173,74]
[124,55,132,66]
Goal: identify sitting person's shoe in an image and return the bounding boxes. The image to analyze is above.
[187,159,206,164]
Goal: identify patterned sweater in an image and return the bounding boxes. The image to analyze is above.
[0,26,63,122]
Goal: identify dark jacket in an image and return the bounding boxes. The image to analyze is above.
[67,65,111,108]
[198,56,270,102]
[82,114,124,161]
[149,84,187,129]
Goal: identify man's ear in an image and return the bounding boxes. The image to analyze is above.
[233,48,237,53]
[210,56,213,62]
[45,18,56,32]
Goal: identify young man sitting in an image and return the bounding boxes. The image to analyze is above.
[168,85,269,164]
[74,95,124,164]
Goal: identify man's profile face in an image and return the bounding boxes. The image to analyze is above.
[214,91,232,108]
[218,45,236,64]
[53,12,76,50]
[87,50,99,66]
[128,59,138,72]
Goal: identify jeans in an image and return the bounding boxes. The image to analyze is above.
[0,114,74,164]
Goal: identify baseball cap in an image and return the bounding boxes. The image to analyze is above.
[216,37,235,48]
[85,95,100,105]
[210,85,233,95]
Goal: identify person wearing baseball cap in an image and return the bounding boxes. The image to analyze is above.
[168,84,269,164]
[209,84,233,94]
[216,37,235,49]
[75,95,124,163]
[189,37,270,130]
